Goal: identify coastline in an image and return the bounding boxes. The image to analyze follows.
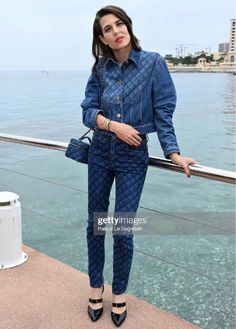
[168,65,236,74]
[169,66,236,75]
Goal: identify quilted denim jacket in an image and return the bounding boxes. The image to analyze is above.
[81,49,180,158]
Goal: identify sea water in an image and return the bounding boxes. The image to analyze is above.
[0,71,235,329]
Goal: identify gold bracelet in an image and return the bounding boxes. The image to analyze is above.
[102,118,111,131]
[105,119,111,131]
[107,120,111,131]
[102,118,108,129]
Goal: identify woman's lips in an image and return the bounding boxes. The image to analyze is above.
[115,36,124,43]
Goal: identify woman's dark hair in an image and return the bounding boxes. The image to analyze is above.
[92,5,141,70]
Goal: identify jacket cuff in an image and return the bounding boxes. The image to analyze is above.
[90,109,104,129]
[165,149,180,159]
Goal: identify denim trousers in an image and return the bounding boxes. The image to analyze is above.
[87,130,149,295]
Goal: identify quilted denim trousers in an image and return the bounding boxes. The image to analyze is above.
[87,130,149,295]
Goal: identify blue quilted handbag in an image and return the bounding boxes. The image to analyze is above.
[65,129,91,164]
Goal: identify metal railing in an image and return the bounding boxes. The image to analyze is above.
[0,132,234,289]
[0,132,235,185]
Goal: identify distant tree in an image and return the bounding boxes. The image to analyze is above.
[164,54,173,59]
[192,57,198,64]
[182,56,193,65]
[164,55,181,65]
[206,54,214,62]
[216,56,224,63]
[164,53,214,65]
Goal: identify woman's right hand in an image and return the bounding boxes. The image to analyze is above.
[109,121,142,146]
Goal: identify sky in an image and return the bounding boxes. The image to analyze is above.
[0,0,235,70]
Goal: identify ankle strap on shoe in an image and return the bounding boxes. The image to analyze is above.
[89,298,103,304]
[112,302,126,307]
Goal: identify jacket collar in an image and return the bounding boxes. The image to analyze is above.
[105,48,141,67]
[129,48,141,67]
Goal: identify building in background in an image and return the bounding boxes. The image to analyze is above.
[218,42,229,53]
[229,18,236,62]
[224,18,236,63]
[212,52,224,61]
[167,18,236,72]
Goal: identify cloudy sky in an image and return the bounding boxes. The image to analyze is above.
[0,0,235,70]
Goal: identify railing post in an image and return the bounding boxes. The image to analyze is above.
[0,191,28,269]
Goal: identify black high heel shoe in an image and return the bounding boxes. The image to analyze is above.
[87,285,104,322]
[111,302,127,327]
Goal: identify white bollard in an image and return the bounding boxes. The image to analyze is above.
[0,191,28,269]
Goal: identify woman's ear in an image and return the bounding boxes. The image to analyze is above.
[99,35,107,46]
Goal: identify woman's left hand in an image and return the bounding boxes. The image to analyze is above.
[169,153,198,178]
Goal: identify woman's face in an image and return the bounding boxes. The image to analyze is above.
[99,14,131,51]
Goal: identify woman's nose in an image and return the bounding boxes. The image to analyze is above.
[113,25,119,35]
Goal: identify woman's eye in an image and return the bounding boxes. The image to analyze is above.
[117,22,124,26]
[104,27,111,33]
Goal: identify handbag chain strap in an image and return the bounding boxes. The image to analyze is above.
[80,129,92,143]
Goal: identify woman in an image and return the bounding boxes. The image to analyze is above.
[81,5,197,327]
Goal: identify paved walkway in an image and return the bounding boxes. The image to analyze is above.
[0,245,200,329]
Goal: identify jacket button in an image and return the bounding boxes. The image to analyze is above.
[117,113,121,118]
[115,96,120,101]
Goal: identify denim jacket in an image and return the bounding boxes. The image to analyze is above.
[81,49,180,158]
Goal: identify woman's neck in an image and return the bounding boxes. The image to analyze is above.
[113,44,132,64]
